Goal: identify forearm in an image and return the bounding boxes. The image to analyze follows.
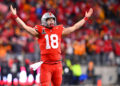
[10,5,39,36]
[15,17,27,29]
[62,8,93,35]
[15,17,38,36]
[72,17,86,32]
[62,17,88,35]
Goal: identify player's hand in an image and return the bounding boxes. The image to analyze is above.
[10,5,17,15]
[85,8,93,18]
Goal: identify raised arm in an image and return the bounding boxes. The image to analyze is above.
[62,8,93,35]
[10,5,39,37]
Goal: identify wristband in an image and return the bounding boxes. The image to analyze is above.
[12,15,18,19]
[84,17,88,21]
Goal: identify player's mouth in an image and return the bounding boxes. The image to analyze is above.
[50,23,54,27]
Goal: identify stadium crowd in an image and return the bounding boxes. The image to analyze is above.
[0,0,120,85]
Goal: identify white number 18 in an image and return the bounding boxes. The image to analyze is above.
[45,34,58,49]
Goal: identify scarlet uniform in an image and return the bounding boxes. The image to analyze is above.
[34,25,64,86]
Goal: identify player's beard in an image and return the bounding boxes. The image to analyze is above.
[47,23,54,29]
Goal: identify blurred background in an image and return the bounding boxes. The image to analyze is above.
[0,0,120,86]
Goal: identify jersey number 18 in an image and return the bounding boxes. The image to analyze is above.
[45,34,58,49]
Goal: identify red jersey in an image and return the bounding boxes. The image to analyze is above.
[34,25,64,62]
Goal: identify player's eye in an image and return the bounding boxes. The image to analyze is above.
[46,18,55,21]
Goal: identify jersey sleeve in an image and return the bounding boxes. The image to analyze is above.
[33,25,42,34]
[59,24,64,33]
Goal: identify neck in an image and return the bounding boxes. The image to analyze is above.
[46,26,53,29]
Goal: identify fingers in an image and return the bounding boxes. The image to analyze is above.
[85,12,87,15]
[10,5,17,15]
[10,5,13,11]
[10,5,13,9]
[10,5,15,11]
[89,8,93,13]
[90,8,93,11]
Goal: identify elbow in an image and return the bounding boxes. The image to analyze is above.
[73,25,79,30]
[71,25,77,32]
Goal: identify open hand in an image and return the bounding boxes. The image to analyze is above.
[85,8,93,18]
[10,5,17,15]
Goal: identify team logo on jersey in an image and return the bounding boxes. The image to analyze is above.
[42,28,46,34]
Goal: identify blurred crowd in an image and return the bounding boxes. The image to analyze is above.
[0,0,120,85]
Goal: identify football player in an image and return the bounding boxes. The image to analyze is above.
[10,5,93,86]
